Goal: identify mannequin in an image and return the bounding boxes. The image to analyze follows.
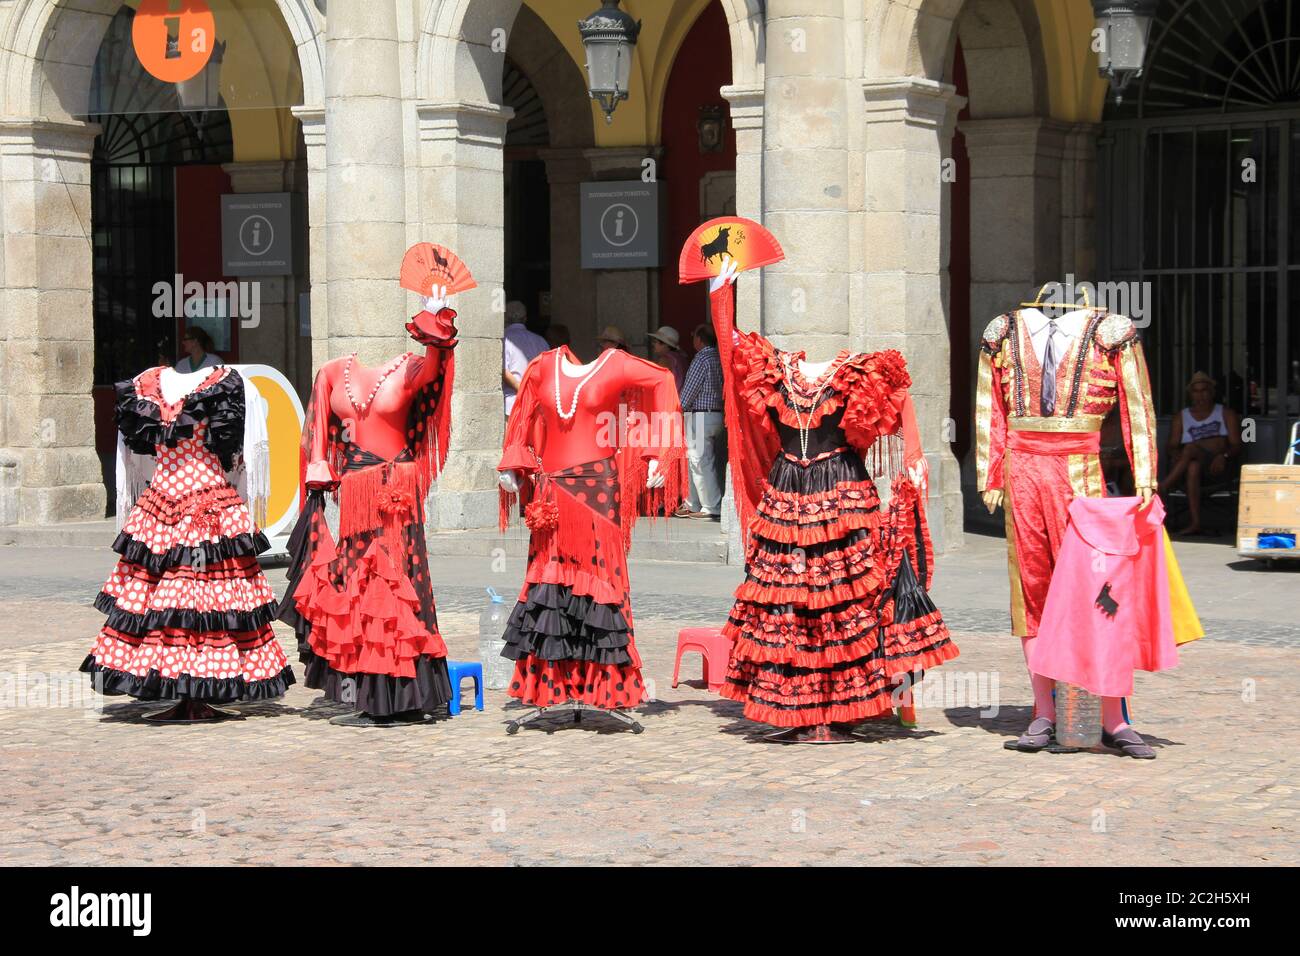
[976,287,1160,757]
[279,289,458,727]
[83,362,290,721]
[708,257,958,743]
[496,343,685,733]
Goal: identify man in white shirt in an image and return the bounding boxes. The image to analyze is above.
[502,301,549,417]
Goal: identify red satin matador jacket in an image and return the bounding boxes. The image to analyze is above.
[975,309,1159,495]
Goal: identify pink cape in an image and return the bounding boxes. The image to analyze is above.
[1027,496,1179,697]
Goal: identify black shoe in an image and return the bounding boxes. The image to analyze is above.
[1101,726,1156,759]
[1004,716,1055,752]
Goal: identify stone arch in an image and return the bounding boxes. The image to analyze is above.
[951,0,1047,118]
[416,0,764,108]
[1,0,325,123]
[504,3,593,150]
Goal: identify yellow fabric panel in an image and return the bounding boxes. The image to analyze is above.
[1164,530,1205,646]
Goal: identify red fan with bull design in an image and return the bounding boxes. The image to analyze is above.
[400,242,477,297]
[678,216,784,285]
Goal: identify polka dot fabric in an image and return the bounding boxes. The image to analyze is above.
[81,378,293,703]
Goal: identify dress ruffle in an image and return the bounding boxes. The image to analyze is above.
[81,625,294,703]
[116,368,246,470]
[94,590,279,635]
[501,582,633,666]
[294,536,447,680]
[508,658,645,709]
[112,529,270,575]
[732,332,912,444]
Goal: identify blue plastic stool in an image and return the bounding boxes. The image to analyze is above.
[446,660,484,716]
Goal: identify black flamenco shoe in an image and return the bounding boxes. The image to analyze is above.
[1003,716,1055,752]
[1101,726,1157,759]
[765,723,857,744]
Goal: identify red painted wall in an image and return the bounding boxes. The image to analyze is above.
[657,3,736,351]
[174,164,238,361]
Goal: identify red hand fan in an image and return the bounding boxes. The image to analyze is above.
[399,242,477,297]
[678,216,784,285]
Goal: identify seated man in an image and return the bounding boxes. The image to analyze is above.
[1157,371,1243,535]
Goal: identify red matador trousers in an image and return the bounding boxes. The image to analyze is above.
[1002,429,1106,637]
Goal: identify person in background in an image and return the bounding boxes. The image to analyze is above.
[675,324,725,520]
[1158,371,1243,535]
[503,299,549,418]
[648,326,687,391]
[176,328,221,373]
[597,325,628,353]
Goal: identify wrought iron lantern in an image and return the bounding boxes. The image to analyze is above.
[1091,0,1158,102]
[578,0,641,124]
[174,38,226,134]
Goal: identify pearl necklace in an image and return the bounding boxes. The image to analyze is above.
[554,350,614,420]
[344,352,410,415]
[781,353,847,463]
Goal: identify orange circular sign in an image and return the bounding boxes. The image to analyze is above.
[132,0,217,84]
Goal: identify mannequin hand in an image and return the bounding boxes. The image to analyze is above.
[422,286,450,315]
[982,489,1004,514]
[709,256,740,294]
[907,457,929,497]
[1138,485,1155,509]
[498,470,521,495]
[646,459,666,490]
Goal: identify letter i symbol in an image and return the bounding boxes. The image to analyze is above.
[614,209,625,239]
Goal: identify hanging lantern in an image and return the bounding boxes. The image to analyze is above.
[577,0,641,124]
[1091,0,1158,103]
[175,38,225,115]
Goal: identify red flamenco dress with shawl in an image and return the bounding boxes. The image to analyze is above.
[710,286,958,728]
[498,347,686,711]
[81,366,293,701]
[277,310,457,717]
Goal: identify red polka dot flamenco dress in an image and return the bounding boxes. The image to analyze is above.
[81,366,293,702]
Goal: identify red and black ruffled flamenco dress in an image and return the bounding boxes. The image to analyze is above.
[711,287,958,727]
[497,347,686,712]
[81,366,293,702]
[277,312,457,717]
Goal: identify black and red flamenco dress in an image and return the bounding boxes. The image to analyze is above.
[497,347,686,711]
[710,286,958,729]
[277,310,457,717]
[81,365,293,702]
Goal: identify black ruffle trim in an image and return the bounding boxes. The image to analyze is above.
[94,591,279,635]
[115,369,245,470]
[80,656,295,703]
[889,547,940,625]
[112,530,271,576]
[500,582,632,666]
[299,647,452,717]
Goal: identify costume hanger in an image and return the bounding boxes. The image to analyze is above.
[1019,283,1093,317]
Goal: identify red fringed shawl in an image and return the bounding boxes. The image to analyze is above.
[498,348,686,553]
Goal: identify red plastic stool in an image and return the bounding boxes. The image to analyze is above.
[672,627,733,694]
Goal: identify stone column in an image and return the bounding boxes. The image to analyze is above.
[860,77,966,550]
[290,105,328,375]
[416,100,514,530]
[0,119,105,526]
[959,117,1068,331]
[761,2,851,358]
[1060,122,1099,282]
[220,159,310,394]
[323,1,407,367]
[538,147,598,356]
[721,83,765,336]
[583,145,663,357]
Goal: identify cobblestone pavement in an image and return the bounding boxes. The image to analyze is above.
[0,536,1296,866]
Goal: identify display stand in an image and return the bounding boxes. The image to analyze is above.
[505,701,644,735]
[143,700,244,723]
[328,710,436,728]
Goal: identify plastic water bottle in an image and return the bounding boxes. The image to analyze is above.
[479,587,512,690]
[1055,681,1102,749]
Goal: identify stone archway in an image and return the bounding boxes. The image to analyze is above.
[0,0,323,526]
